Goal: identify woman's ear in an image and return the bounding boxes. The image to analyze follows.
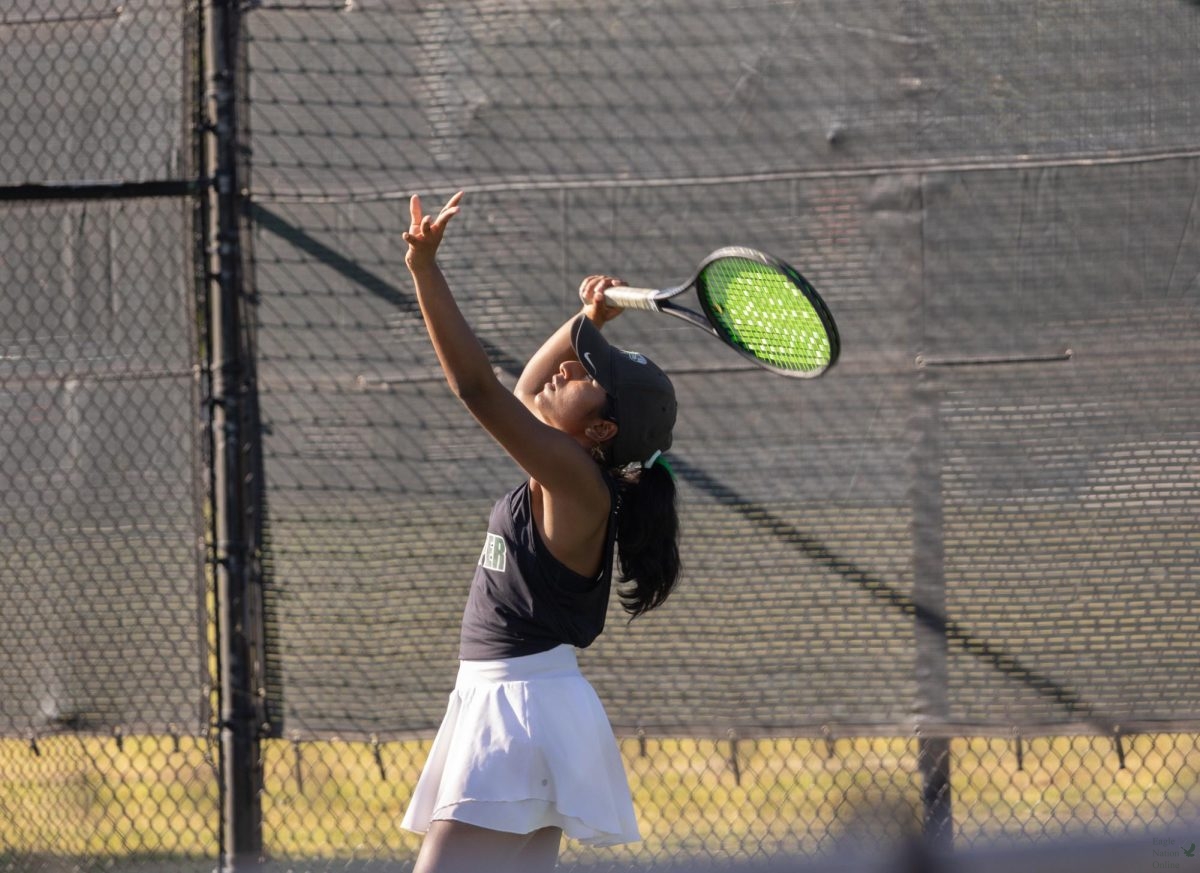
[585,419,618,444]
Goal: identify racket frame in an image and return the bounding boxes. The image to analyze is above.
[602,246,840,378]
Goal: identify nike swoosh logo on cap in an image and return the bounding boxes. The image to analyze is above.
[583,351,596,370]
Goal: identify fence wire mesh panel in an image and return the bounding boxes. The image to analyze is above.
[244,0,1200,870]
[4,0,1200,872]
[0,1,192,186]
[0,1,215,871]
[0,203,203,722]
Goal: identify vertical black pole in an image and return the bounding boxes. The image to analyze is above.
[869,169,954,847]
[204,0,262,868]
[912,364,953,849]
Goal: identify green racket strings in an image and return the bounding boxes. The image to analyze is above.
[700,258,832,372]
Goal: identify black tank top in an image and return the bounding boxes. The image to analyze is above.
[458,477,619,660]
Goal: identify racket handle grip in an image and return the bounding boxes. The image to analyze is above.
[600,285,660,311]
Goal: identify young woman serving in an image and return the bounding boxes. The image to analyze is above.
[397,192,681,873]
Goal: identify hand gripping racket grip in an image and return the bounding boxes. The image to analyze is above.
[600,285,663,312]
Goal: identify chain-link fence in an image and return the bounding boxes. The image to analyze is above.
[0,1,217,871]
[4,1,1200,872]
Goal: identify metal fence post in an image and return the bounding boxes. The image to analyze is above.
[913,363,953,848]
[204,0,263,868]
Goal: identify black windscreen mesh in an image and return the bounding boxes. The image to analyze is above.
[246,1,1200,739]
[0,197,205,736]
[0,0,188,186]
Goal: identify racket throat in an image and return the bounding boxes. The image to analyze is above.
[661,306,719,335]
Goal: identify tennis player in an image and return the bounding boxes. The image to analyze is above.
[398,191,681,873]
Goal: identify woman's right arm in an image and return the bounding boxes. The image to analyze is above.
[403,191,499,401]
[404,193,606,501]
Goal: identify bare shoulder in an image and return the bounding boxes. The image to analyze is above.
[529,466,613,577]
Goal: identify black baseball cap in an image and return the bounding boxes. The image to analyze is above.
[570,313,677,467]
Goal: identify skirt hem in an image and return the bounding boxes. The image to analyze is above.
[408,797,641,847]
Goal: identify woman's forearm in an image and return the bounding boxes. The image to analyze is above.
[515,275,623,403]
[514,317,579,402]
[410,261,497,400]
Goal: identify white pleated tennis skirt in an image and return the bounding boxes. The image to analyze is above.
[400,644,641,846]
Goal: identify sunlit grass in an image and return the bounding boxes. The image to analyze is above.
[2,732,1197,865]
[0,734,218,858]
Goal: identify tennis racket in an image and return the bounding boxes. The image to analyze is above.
[602,247,840,378]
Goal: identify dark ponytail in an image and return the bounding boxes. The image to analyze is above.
[612,462,680,617]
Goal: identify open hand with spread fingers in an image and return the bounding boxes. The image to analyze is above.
[403,190,464,272]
